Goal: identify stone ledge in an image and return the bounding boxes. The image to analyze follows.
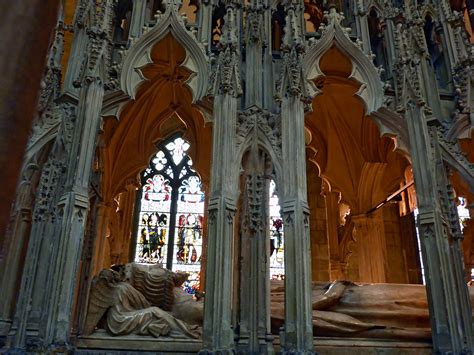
[75,333,432,354]
[75,331,202,354]
[312,337,432,354]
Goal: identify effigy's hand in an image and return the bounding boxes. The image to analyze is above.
[312,280,347,310]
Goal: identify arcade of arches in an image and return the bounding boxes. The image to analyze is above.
[91,38,419,288]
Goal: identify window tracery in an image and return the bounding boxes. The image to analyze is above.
[135,135,204,294]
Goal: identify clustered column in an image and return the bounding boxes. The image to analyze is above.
[201,2,241,353]
[278,1,314,353]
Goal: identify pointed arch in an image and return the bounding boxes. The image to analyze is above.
[303,10,384,115]
[120,2,209,102]
[303,9,410,156]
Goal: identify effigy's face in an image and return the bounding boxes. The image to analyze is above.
[123,263,133,282]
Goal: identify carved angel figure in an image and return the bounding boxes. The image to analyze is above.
[84,265,201,339]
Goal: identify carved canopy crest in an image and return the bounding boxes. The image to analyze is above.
[120,1,208,103]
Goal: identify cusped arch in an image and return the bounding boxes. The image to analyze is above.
[236,132,284,193]
[303,9,384,115]
[303,9,410,157]
[120,2,208,103]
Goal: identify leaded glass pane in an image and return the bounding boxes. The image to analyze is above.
[135,136,204,294]
[172,175,205,294]
[269,180,284,280]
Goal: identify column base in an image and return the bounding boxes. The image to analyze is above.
[236,333,275,354]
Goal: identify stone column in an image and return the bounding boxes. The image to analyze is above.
[395,17,474,351]
[118,181,138,264]
[197,0,213,48]
[0,0,60,241]
[383,18,397,77]
[198,181,210,291]
[405,102,474,353]
[201,4,241,353]
[278,3,313,352]
[352,212,387,283]
[262,0,274,109]
[307,169,329,282]
[0,171,36,338]
[201,97,239,354]
[323,189,343,280]
[91,202,113,275]
[438,151,474,351]
[280,98,314,354]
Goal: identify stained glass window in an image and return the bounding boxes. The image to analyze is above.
[269,180,285,280]
[135,136,204,294]
[458,197,470,232]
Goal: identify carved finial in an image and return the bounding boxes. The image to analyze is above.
[281,0,304,50]
[163,0,182,12]
[277,0,312,101]
[245,0,266,45]
[208,2,242,96]
[393,23,426,112]
[325,5,344,26]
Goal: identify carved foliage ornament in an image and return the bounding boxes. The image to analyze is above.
[209,3,242,97]
[237,107,282,160]
[277,1,311,101]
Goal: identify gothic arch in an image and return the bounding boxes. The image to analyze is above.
[303,10,384,115]
[100,33,212,202]
[120,1,209,103]
[303,8,410,156]
[236,130,284,193]
[303,45,409,213]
